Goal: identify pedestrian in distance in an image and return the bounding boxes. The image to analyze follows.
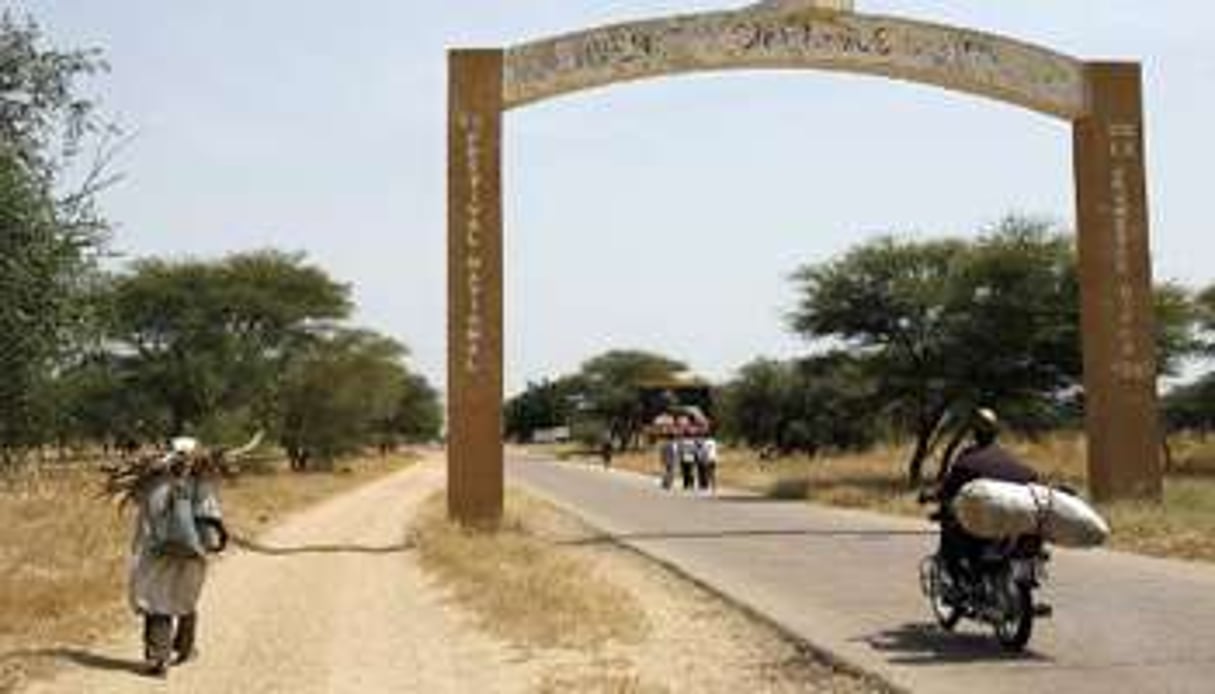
[700,435,719,493]
[599,432,614,468]
[693,436,709,491]
[659,433,678,490]
[679,434,697,490]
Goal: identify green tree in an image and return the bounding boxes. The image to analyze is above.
[790,218,1083,483]
[1164,375,1215,435]
[1,12,110,181]
[1197,283,1215,355]
[504,377,583,443]
[1153,283,1201,377]
[0,153,60,456]
[792,353,880,453]
[791,233,967,481]
[32,350,159,453]
[719,353,878,455]
[384,372,442,445]
[0,14,111,461]
[43,352,120,452]
[718,358,793,450]
[278,329,409,468]
[1163,282,1215,438]
[790,217,1202,483]
[577,350,688,449]
[107,250,350,436]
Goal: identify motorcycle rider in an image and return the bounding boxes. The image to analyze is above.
[935,408,1039,588]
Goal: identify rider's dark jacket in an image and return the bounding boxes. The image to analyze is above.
[941,443,1038,506]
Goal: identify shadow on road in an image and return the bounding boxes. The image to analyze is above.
[710,493,793,503]
[564,527,934,546]
[0,647,148,676]
[857,622,1052,665]
[231,535,415,556]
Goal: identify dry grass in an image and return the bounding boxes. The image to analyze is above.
[411,485,890,693]
[0,452,413,690]
[0,466,130,651]
[584,434,1215,564]
[1102,478,1215,561]
[410,489,647,651]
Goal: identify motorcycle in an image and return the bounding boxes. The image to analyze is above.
[918,495,1052,651]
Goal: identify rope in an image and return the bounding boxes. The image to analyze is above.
[1027,484,1053,539]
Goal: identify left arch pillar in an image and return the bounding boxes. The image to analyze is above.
[448,49,504,526]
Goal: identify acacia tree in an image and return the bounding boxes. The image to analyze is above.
[1198,284,1215,355]
[503,350,690,448]
[578,350,688,450]
[0,154,59,456]
[1149,283,1202,379]
[277,329,412,468]
[718,359,793,450]
[381,372,443,447]
[790,219,1086,483]
[0,13,111,461]
[1163,282,1215,436]
[789,353,880,453]
[718,353,878,455]
[47,351,168,452]
[791,233,969,482]
[790,217,1203,483]
[504,376,584,443]
[107,250,350,438]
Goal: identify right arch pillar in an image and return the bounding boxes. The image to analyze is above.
[1073,62,1162,501]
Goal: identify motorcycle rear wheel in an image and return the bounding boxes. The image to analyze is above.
[925,557,962,630]
[993,581,1034,651]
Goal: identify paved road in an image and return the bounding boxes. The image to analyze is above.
[510,452,1215,694]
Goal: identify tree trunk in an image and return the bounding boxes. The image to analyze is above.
[907,431,931,487]
[936,426,970,483]
[907,408,947,487]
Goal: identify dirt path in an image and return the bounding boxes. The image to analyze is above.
[25,457,532,694]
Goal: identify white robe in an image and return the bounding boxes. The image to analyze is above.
[128,475,222,616]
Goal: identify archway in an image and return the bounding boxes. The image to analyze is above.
[447,1,1160,524]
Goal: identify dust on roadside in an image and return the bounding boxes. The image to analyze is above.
[413,489,893,693]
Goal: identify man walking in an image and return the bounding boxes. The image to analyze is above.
[127,437,227,676]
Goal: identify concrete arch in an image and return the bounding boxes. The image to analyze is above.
[447,4,1160,525]
[502,7,1087,120]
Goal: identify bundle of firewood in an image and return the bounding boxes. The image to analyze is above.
[100,432,262,505]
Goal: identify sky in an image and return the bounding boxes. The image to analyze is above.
[13,1,1215,396]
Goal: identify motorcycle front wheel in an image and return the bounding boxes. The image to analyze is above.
[992,579,1034,651]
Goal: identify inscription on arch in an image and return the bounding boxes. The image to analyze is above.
[504,8,1086,119]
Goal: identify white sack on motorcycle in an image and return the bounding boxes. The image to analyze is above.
[953,480,1110,548]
